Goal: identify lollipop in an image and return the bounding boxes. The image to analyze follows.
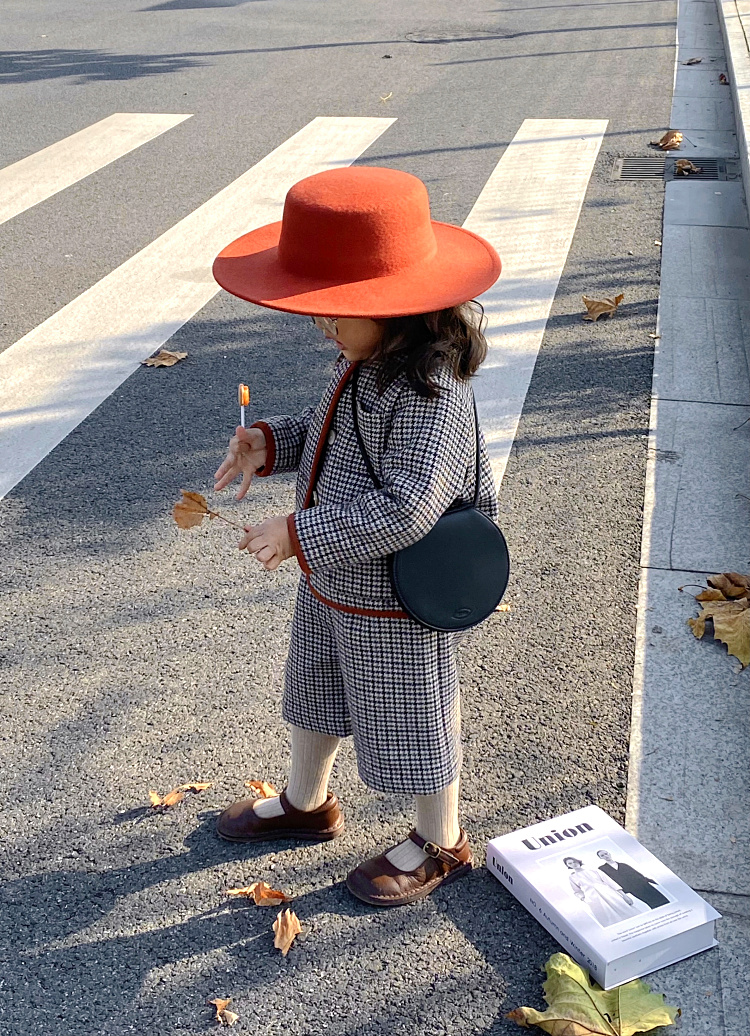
[238,383,250,428]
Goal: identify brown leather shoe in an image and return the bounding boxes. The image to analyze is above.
[216,791,344,843]
[345,829,472,906]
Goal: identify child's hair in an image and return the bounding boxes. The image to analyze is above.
[373,301,488,399]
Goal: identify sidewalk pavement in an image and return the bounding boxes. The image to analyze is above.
[721,0,750,187]
[625,0,750,1032]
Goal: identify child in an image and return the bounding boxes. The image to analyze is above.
[211,166,501,906]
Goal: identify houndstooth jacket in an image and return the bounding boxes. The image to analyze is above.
[253,355,499,617]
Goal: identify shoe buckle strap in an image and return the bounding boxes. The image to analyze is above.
[410,831,462,867]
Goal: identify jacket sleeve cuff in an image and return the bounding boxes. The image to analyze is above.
[287,513,311,575]
[250,421,276,477]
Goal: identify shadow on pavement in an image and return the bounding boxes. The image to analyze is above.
[142,0,268,9]
[2,810,556,1034]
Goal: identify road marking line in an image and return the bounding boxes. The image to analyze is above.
[0,117,395,501]
[0,113,193,226]
[467,118,609,485]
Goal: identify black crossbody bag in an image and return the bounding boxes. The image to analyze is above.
[350,367,510,632]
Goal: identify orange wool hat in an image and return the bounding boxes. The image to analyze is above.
[212,166,501,318]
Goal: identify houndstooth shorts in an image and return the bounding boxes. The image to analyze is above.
[283,577,462,795]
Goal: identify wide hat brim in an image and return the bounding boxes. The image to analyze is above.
[212,220,501,318]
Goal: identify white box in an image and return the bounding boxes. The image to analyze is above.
[486,805,720,989]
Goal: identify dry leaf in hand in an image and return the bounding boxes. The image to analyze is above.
[675,159,703,175]
[707,571,750,599]
[226,881,292,905]
[582,293,624,321]
[683,56,702,64]
[273,908,302,956]
[179,781,213,793]
[149,788,185,808]
[688,598,750,667]
[507,952,679,1035]
[172,490,242,533]
[651,130,683,150]
[141,349,187,367]
[173,490,212,529]
[244,779,278,798]
[209,998,239,1026]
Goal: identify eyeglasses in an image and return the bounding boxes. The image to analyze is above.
[311,316,338,336]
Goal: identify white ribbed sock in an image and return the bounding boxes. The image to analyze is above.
[253,725,341,817]
[385,778,461,871]
[252,795,285,819]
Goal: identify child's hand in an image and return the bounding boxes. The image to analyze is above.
[239,516,293,571]
[214,426,267,501]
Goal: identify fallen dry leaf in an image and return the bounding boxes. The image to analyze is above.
[582,293,624,321]
[179,781,213,793]
[149,788,185,808]
[675,159,703,176]
[209,998,239,1026]
[508,952,679,1035]
[141,349,187,367]
[683,56,702,64]
[688,597,750,668]
[495,603,512,612]
[244,779,278,798]
[707,572,750,599]
[688,611,707,639]
[719,73,729,84]
[695,588,726,602]
[651,130,683,150]
[273,908,302,956]
[226,881,293,906]
[173,490,212,529]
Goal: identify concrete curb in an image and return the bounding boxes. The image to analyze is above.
[718,0,750,184]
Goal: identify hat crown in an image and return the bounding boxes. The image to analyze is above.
[277,167,438,285]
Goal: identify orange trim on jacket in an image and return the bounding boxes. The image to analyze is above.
[250,420,276,477]
[288,359,408,618]
[302,362,358,509]
[305,575,409,619]
[287,513,311,576]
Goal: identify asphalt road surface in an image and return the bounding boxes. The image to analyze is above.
[1,1,675,1033]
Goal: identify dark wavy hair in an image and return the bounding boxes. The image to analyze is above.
[371,301,488,399]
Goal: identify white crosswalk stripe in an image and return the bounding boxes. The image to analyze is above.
[0,116,395,501]
[0,112,192,227]
[470,118,608,484]
[0,115,606,501]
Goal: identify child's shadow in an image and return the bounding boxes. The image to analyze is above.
[4,813,377,1033]
[6,811,280,952]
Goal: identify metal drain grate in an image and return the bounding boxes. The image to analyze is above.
[612,156,740,181]
[611,157,665,180]
[664,157,739,181]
